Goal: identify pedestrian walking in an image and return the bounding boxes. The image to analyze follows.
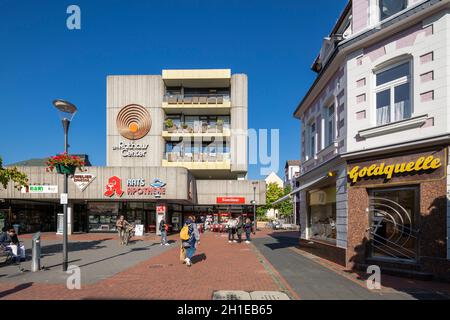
[244,218,255,244]
[236,216,244,243]
[160,219,169,246]
[227,217,237,243]
[181,216,200,267]
[116,215,130,245]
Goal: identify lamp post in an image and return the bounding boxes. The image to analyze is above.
[53,99,77,272]
[252,181,258,232]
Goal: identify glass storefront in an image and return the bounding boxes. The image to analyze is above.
[369,186,419,261]
[308,187,337,244]
[87,202,119,232]
[0,200,58,234]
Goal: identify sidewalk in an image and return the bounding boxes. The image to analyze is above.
[254,231,450,300]
[0,231,288,300]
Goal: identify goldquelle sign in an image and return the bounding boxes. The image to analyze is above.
[348,155,442,184]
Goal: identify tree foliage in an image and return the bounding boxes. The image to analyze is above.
[0,157,28,190]
[257,182,293,219]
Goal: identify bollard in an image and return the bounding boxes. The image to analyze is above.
[31,232,41,272]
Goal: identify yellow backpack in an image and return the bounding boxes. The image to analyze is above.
[180,225,190,241]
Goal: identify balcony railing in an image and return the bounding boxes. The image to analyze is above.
[164,152,231,163]
[164,123,229,134]
[163,93,230,105]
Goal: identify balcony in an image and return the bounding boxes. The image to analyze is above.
[162,122,231,139]
[162,94,231,114]
[162,153,231,170]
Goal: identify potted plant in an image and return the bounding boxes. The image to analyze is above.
[217,119,224,133]
[164,119,176,133]
[181,123,189,133]
[46,153,85,176]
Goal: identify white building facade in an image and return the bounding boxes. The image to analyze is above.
[294,0,450,281]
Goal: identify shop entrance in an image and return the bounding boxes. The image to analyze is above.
[368,186,419,262]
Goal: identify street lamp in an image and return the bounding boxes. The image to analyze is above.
[53,99,77,272]
[252,181,258,232]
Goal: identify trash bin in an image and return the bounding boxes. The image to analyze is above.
[31,232,41,272]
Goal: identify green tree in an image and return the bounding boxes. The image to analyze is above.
[257,182,289,220]
[278,185,293,218]
[0,157,28,190]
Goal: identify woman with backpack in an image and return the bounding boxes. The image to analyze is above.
[180,216,200,267]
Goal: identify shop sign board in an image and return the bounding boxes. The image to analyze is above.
[348,148,446,187]
[21,185,58,194]
[157,204,166,215]
[60,193,68,205]
[217,197,246,204]
[134,224,144,236]
[72,174,96,191]
[104,176,166,198]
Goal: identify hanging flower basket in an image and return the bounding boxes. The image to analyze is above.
[55,164,76,175]
[46,153,86,176]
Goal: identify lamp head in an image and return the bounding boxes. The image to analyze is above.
[53,99,77,122]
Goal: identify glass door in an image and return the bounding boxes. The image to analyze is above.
[369,187,419,261]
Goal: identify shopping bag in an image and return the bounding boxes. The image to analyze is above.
[180,247,186,262]
[20,244,26,259]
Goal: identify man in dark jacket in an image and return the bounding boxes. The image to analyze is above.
[236,216,244,243]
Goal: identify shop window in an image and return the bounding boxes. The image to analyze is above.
[379,0,407,21]
[375,61,411,126]
[369,187,418,261]
[87,202,119,232]
[308,187,337,243]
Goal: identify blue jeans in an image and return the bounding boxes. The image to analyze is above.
[160,230,167,244]
[186,244,196,260]
[246,231,251,241]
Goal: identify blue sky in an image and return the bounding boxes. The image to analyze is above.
[0,0,347,179]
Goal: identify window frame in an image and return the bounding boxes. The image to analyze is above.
[309,122,316,159]
[373,59,413,127]
[375,0,409,24]
[324,102,336,148]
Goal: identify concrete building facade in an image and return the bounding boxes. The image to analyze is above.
[0,69,265,235]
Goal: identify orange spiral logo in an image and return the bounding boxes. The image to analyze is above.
[116,104,151,140]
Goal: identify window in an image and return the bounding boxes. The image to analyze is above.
[375,61,411,126]
[379,0,407,21]
[369,187,418,261]
[325,104,335,147]
[309,123,316,158]
[308,187,337,244]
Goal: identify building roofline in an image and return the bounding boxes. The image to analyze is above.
[293,0,445,119]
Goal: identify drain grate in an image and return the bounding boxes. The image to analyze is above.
[250,291,290,300]
[213,291,252,300]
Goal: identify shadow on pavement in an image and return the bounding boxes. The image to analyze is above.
[0,282,33,299]
[192,253,207,265]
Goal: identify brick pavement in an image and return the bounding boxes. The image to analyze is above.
[0,231,286,300]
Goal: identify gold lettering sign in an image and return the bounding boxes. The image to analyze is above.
[348,156,442,184]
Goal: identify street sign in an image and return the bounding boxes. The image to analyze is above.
[60,193,68,205]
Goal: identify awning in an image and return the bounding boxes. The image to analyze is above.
[271,175,330,205]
